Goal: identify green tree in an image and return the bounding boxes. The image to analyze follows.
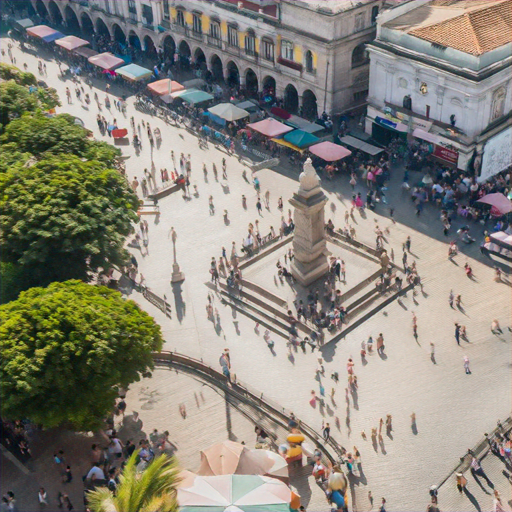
[0,154,138,286]
[1,112,119,165]
[0,281,163,430]
[87,452,180,512]
[0,63,37,85]
[0,81,39,127]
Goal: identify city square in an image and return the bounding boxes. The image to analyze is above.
[0,1,511,511]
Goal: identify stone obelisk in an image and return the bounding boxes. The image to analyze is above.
[289,158,329,286]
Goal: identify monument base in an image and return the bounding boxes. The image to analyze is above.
[291,254,329,287]
[171,263,185,283]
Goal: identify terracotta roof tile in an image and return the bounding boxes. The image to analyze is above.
[409,0,512,56]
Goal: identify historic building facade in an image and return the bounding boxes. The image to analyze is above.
[30,0,385,116]
[365,0,512,179]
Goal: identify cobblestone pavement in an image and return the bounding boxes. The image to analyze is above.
[2,40,511,511]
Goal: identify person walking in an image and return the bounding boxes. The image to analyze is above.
[322,422,331,441]
[402,251,408,269]
[377,333,385,355]
[38,488,48,510]
[455,323,461,345]
[264,190,270,209]
[256,199,263,216]
[449,289,454,308]
[404,236,411,252]
[430,343,436,364]
[463,356,471,374]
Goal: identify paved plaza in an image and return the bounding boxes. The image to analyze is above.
[2,39,511,511]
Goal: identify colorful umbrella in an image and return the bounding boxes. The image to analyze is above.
[198,441,267,477]
[309,141,352,161]
[178,474,298,511]
[247,118,293,138]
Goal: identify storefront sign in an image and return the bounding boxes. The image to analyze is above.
[433,145,459,164]
[479,126,512,183]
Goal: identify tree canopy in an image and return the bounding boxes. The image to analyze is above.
[87,452,180,512]
[0,154,139,286]
[0,281,163,430]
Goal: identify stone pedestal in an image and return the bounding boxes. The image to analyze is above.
[289,158,329,286]
[171,263,185,283]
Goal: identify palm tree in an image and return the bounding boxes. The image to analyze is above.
[87,451,181,512]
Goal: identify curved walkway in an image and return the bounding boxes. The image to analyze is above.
[152,351,345,464]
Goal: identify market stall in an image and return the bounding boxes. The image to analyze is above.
[208,103,249,122]
[26,25,65,43]
[309,141,352,162]
[177,89,214,106]
[116,63,152,82]
[55,35,90,51]
[247,118,293,138]
[283,129,319,149]
[147,78,184,96]
[88,52,125,71]
[339,135,384,157]
[72,47,98,59]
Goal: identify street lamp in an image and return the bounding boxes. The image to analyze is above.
[169,227,185,283]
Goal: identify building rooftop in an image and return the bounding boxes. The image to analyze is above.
[283,0,372,15]
[384,0,512,56]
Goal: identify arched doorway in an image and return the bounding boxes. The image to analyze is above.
[245,68,258,98]
[35,0,49,21]
[178,40,191,69]
[129,31,141,50]
[163,35,175,62]
[112,24,126,45]
[211,54,223,82]
[302,89,318,120]
[48,0,63,26]
[80,12,94,37]
[64,6,80,34]
[284,84,299,114]
[226,61,240,88]
[95,17,110,38]
[262,76,276,94]
[194,48,206,71]
[143,35,156,59]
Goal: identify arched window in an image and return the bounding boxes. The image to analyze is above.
[282,40,294,61]
[403,95,412,111]
[227,25,239,47]
[371,6,379,25]
[351,43,368,68]
[176,9,185,26]
[305,50,314,72]
[245,30,256,56]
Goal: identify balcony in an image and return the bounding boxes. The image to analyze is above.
[161,19,171,29]
[190,29,204,42]
[225,44,241,57]
[173,24,189,36]
[207,35,223,48]
[244,50,259,62]
[277,56,303,72]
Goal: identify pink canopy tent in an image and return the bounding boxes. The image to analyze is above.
[477,193,512,215]
[309,141,352,162]
[88,52,125,71]
[147,79,184,96]
[247,118,293,138]
[56,35,89,51]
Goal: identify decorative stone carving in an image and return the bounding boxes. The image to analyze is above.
[289,158,329,286]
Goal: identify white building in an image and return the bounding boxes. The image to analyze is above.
[31,0,386,116]
[365,0,512,181]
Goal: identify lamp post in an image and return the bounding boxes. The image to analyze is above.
[170,227,185,283]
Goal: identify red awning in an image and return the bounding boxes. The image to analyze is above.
[270,106,291,119]
[247,118,293,138]
[88,52,125,71]
[147,79,184,96]
[477,193,512,215]
[56,35,90,51]
[309,141,352,162]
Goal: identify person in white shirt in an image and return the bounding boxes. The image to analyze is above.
[86,464,105,481]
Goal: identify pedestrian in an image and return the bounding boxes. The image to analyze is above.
[212,163,218,181]
[379,497,387,512]
[64,465,72,483]
[38,488,48,510]
[322,422,331,441]
[491,319,503,334]
[463,356,471,374]
[456,472,467,493]
[455,294,462,308]
[278,196,283,210]
[131,177,139,193]
[455,323,460,345]
[376,333,385,355]
[430,343,436,364]
[449,289,454,308]
[209,195,215,215]
[256,199,262,215]
[264,190,270,208]
[386,414,393,433]
[405,236,411,252]
[402,251,408,269]
[263,330,275,350]
[141,178,148,197]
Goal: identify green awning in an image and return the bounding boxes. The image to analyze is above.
[179,89,214,105]
[283,129,319,148]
